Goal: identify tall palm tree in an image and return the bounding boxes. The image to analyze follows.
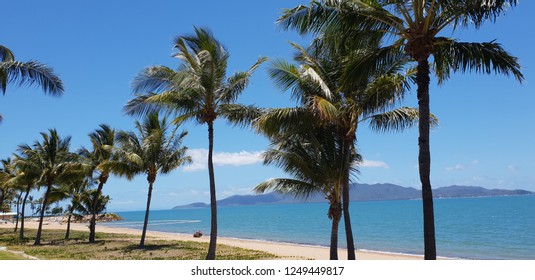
[16,129,77,245]
[113,113,191,248]
[78,124,116,243]
[258,40,429,259]
[124,27,266,259]
[0,45,64,122]
[276,0,523,260]
[255,125,359,260]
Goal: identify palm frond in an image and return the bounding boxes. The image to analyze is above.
[365,106,439,133]
[341,44,407,91]
[0,60,64,95]
[254,178,321,200]
[267,59,300,90]
[254,107,317,138]
[218,104,264,128]
[217,56,267,104]
[124,91,197,118]
[311,95,339,121]
[0,45,15,62]
[451,0,519,29]
[131,66,177,94]
[433,38,524,84]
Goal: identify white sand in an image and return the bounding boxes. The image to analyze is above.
[0,220,426,260]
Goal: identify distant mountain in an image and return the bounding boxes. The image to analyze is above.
[172,183,533,209]
[433,185,533,198]
[173,202,209,209]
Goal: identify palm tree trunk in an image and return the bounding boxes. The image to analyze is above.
[14,191,22,232]
[65,213,72,240]
[89,178,107,243]
[88,217,96,243]
[140,180,154,248]
[342,139,356,260]
[329,200,342,260]
[416,58,437,260]
[19,185,31,240]
[0,191,5,212]
[35,184,52,245]
[206,121,218,260]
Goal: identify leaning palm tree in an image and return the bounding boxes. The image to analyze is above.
[124,27,266,259]
[113,113,191,248]
[16,129,77,245]
[258,40,429,259]
[0,45,64,122]
[276,0,523,260]
[78,124,116,243]
[255,125,360,260]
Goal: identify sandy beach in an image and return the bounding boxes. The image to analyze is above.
[0,220,426,260]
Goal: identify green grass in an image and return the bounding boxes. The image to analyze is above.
[0,250,27,260]
[0,228,278,260]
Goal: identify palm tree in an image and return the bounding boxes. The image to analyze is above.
[72,188,110,239]
[0,158,16,212]
[13,189,23,231]
[27,196,37,216]
[0,45,64,123]
[276,0,523,260]
[124,27,266,259]
[50,177,90,240]
[78,124,116,243]
[13,165,40,240]
[2,157,34,234]
[16,129,77,245]
[255,125,360,259]
[258,40,428,259]
[113,113,191,248]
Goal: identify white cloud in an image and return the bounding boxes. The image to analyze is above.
[360,160,390,169]
[506,164,517,172]
[183,149,264,172]
[445,164,464,171]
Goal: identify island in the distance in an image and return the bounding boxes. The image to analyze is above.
[172,183,533,209]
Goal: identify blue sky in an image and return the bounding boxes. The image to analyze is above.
[1,1,533,211]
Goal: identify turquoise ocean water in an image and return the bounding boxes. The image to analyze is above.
[109,195,535,260]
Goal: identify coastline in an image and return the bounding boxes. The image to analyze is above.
[0,220,433,260]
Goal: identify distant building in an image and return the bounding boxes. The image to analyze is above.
[0,212,17,223]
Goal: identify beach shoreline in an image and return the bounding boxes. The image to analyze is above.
[0,220,434,260]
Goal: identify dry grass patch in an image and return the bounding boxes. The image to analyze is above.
[0,228,278,260]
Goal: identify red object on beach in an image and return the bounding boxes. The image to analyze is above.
[193,230,202,238]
